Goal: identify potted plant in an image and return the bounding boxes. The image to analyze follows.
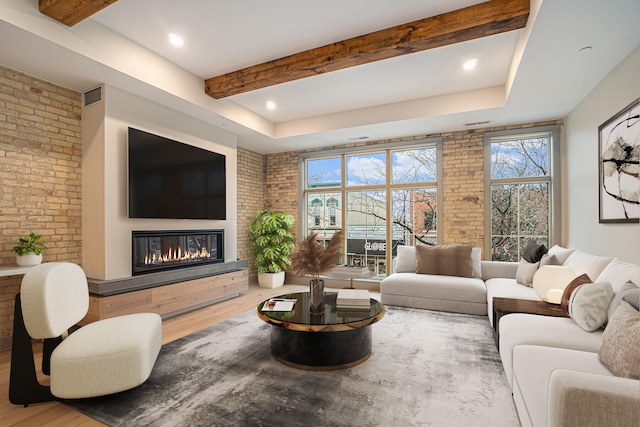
[249,209,295,288]
[290,230,344,314]
[12,232,47,267]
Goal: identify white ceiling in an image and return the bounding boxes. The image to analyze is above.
[1,0,639,154]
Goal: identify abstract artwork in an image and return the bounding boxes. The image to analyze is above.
[598,98,640,223]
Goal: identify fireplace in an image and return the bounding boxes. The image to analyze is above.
[132,230,224,276]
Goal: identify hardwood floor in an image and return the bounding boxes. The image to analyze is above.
[0,283,319,427]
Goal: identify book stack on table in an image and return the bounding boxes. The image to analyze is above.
[336,289,371,310]
[330,265,371,278]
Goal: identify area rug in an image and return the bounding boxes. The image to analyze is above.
[65,306,520,426]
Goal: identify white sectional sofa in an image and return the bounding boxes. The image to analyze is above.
[380,244,640,427]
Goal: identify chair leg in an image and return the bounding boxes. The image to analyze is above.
[9,293,55,407]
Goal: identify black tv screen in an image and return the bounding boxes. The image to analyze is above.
[128,127,226,220]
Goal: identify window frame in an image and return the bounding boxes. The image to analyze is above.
[299,137,443,277]
[483,125,562,260]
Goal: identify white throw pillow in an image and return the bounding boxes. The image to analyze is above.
[546,245,575,265]
[394,245,417,273]
[568,282,614,332]
[515,258,539,287]
[563,250,614,282]
[471,247,482,279]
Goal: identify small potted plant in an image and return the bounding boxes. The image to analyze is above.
[13,232,47,266]
[249,209,295,288]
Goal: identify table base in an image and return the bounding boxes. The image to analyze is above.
[270,325,372,370]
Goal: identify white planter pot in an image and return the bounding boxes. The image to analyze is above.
[258,271,285,288]
[16,253,43,267]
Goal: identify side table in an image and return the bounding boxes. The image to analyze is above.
[492,297,568,349]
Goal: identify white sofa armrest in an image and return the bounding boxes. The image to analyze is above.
[481,260,518,280]
[548,369,640,427]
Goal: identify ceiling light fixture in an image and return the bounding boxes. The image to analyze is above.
[168,33,184,47]
[266,101,276,110]
[463,59,478,70]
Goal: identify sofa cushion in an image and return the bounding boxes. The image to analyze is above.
[512,345,615,427]
[598,301,640,379]
[394,245,417,273]
[485,278,539,327]
[560,273,593,315]
[546,245,575,265]
[499,314,603,389]
[523,241,548,263]
[415,245,473,278]
[515,258,539,287]
[595,257,640,293]
[567,282,614,332]
[380,272,486,303]
[563,250,613,283]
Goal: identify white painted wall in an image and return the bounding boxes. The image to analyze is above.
[83,85,238,280]
[565,45,640,264]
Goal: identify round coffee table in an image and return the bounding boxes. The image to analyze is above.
[257,292,385,370]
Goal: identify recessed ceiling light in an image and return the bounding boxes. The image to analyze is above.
[463,59,478,70]
[168,33,184,47]
[266,101,276,110]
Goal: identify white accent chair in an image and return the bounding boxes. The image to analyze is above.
[9,262,162,406]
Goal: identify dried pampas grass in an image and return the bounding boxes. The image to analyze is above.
[290,230,344,277]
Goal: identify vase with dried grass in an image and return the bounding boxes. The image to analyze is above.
[290,230,344,315]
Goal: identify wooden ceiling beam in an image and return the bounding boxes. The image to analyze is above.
[39,0,119,26]
[205,0,530,99]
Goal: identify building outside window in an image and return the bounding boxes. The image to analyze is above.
[302,139,442,277]
[485,126,561,261]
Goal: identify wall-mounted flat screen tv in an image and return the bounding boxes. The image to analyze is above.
[128,127,226,220]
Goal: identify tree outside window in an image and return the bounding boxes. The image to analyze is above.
[489,135,553,261]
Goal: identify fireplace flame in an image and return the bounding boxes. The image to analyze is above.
[144,246,211,266]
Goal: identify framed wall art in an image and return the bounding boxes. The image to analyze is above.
[598,98,640,223]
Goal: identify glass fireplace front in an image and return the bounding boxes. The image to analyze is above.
[132,229,224,275]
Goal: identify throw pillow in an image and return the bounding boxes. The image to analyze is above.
[607,281,639,321]
[567,281,614,332]
[539,254,558,267]
[622,288,640,311]
[522,241,548,263]
[394,245,417,273]
[471,247,482,279]
[560,273,592,315]
[563,250,614,284]
[415,245,473,278]
[546,245,575,265]
[598,301,640,379]
[515,258,539,287]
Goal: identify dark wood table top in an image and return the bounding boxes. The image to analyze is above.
[493,297,567,317]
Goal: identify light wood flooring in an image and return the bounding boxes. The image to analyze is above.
[1,284,379,426]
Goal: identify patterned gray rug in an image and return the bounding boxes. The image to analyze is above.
[65,306,519,426]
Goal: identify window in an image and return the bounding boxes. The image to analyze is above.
[485,127,561,261]
[302,139,442,277]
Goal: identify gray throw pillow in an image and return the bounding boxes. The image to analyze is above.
[622,288,640,311]
[523,241,548,263]
[607,281,639,321]
[515,258,539,287]
[568,282,614,332]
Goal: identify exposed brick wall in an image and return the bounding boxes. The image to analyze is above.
[265,152,299,218]
[237,147,266,275]
[0,66,82,348]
